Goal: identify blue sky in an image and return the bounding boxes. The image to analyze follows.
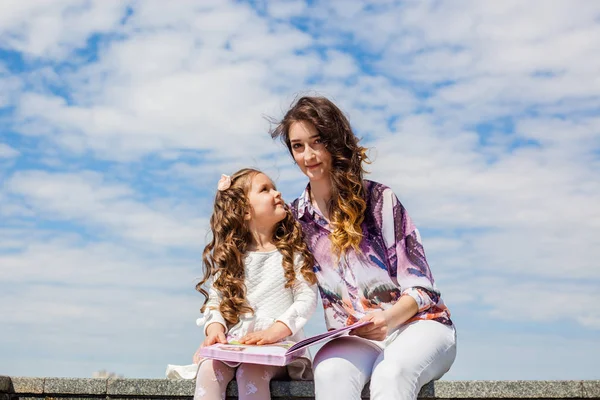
[1,0,599,380]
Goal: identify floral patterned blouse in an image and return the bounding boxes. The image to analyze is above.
[290,180,452,331]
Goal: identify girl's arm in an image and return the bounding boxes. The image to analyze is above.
[275,257,318,336]
[199,279,228,336]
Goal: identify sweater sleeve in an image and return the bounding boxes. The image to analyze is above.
[198,278,229,336]
[275,254,318,336]
[380,187,439,312]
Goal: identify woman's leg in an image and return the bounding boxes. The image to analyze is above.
[370,320,457,400]
[194,360,236,400]
[313,336,382,400]
[235,363,287,400]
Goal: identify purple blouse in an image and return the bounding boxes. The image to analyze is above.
[291,180,452,330]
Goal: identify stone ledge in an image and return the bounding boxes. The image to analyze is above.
[1,377,599,399]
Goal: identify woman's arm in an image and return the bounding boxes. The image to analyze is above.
[352,187,438,340]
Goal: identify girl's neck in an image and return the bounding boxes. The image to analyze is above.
[309,179,332,221]
[247,225,277,252]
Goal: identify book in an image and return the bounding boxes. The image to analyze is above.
[198,320,372,366]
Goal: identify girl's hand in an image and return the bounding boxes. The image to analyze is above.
[203,323,228,347]
[192,345,204,364]
[349,310,391,341]
[238,321,292,345]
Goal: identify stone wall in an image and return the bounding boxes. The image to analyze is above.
[1,376,599,400]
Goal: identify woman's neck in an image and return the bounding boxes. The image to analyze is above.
[309,179,332,221]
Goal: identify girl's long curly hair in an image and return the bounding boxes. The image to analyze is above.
[271,96,370,257]
[196,168,316,327]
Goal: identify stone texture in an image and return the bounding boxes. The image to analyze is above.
[44,378,107,395]
[584,381,600,398]
[8,377,44,394]
[1,378,598,399]
[432,380,584,398]
[270,381,314,398]
[107,378,195,397]
[0,377,11,393]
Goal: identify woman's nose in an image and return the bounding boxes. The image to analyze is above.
[304,146,316,160]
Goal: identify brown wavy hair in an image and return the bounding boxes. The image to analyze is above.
[196,168,316,327]
[271,96,370,257]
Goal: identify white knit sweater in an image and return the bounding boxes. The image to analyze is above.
[165,250,318,380]
[201,249,317,343]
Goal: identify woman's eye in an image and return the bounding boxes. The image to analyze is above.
[292,143,302,149]
[314,138,323,144]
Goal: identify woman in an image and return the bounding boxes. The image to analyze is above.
[271,96,457,400]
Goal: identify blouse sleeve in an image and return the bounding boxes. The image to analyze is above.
[276,254,318,336]
[380,187,439,312]
[198,277,229,336]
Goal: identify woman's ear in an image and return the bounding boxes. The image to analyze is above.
[244,209,252,221]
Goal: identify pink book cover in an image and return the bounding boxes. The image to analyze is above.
[198,320,372,366]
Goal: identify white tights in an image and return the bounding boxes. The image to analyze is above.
[194,360,287,400]
[313,320,457,400]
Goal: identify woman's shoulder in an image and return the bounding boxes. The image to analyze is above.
[363,179,396,201]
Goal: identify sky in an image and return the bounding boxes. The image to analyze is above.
[1,0,599,380]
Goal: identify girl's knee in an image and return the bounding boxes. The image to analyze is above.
[235,365,276,398]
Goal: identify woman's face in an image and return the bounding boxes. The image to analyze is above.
[288,120,332,183]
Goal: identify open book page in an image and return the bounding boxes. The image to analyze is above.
[198,320,373,366]
[287,320,372,353]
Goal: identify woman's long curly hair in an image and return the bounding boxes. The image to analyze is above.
[271,96,370,257]
[196,168,316,327]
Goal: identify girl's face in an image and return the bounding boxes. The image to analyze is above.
[288,120,332,183]
[245,173,287,227]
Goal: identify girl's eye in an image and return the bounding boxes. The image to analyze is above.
[314,138,323,144]
[292,143,302,150]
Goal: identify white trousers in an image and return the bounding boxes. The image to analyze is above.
[313,320,457,400]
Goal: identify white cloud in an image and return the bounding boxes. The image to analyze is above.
[5,170,207,247]
[0,143,20,158]
[0,0,130,59]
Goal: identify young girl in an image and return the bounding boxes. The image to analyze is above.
[271,96,457,400]
[192,168,317,400]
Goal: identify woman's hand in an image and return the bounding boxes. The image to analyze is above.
[350,295,420,341]
[349,310,391,341]
[238,321,292,345]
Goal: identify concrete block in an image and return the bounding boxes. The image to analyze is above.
[270,381,314,398]
[8,378,44,394]
[0,377,11,393]
[107,378,195,397]
[583,381,600,398]
[431,380,583,398]
[44,378,107,395]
